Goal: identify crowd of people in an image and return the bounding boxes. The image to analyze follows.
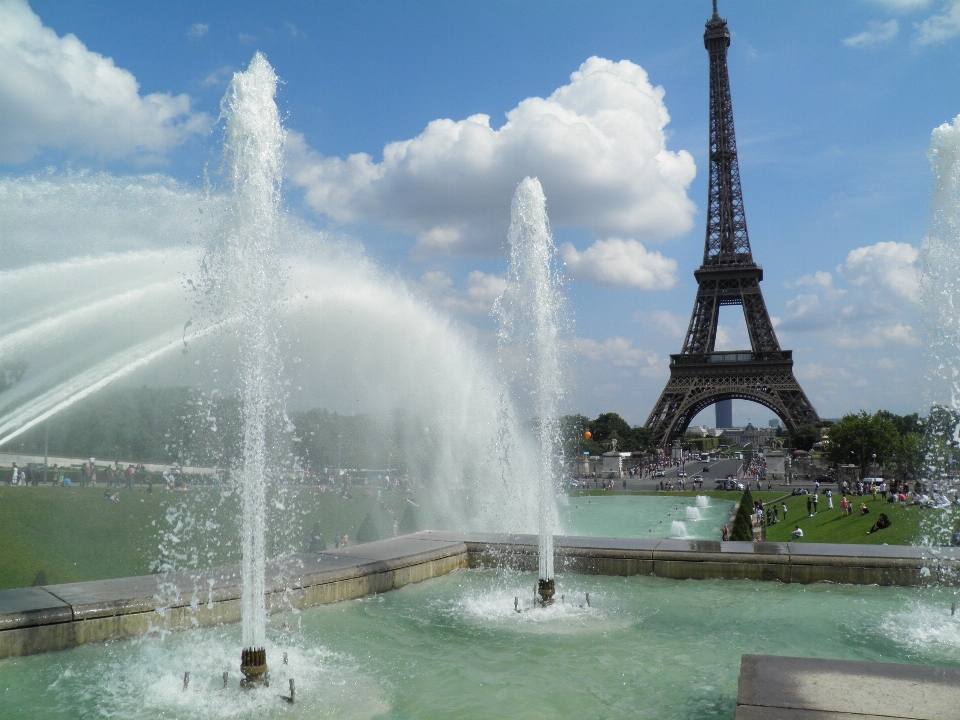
[7,459,179,495]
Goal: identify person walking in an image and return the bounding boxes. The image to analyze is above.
[806,496,813,517]
[827,489,833,509]
[9,463,19,486]
[812,492,818,515]
[782,502,788,519]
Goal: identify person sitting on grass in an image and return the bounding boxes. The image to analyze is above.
[790,526,803,540]
[859,503,869,515]
[868,513,892,534]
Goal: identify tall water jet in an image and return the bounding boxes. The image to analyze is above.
[204,52,286,684]
[920,114,960,545]
[496,178,568,604]
[925,115,960,409]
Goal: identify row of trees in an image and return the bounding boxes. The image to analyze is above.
[558,413,652,456]
[4,386,438,477]
[791,406,960,481]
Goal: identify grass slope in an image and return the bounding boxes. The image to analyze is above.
[763,493,925,546]
[573,490,928,545]
[0,486,408,590]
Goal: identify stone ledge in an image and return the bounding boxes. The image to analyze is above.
[735,654,960,720]
[0,532,954,659]
[426,532,945,586]
[0,534,467,659]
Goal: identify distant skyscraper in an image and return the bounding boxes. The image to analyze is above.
[715,399,733,428]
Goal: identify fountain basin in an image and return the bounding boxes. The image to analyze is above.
[4,569,960,719]
[0,531,955,660]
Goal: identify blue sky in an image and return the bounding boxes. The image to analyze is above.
[5,0,960,427]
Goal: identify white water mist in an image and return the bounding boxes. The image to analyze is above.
[920,114,960,545]
[925,115,960,413]
[207,53,286,650]
[496,178,568,582]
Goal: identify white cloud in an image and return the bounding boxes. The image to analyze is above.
[573,337,663,376]
[782,293,828,331]
[0,0,209,163]
[844,19,900,47]
[778,240,921,354]
[187,23,208,39]
[833,322,920,349]
[840,241,919,303]
[788,270,834,289]
[286,56,696,256]
[410,269,506,316]
[559,238,678,290]
[915,0,960,43]
[870,0,931,10]
[636,309,687,340]
[202,66,233,88]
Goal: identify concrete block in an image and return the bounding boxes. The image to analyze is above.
[0,587,72,630]
[737,654,960,720]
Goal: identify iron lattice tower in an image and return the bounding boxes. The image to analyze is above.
[644,3,819,447]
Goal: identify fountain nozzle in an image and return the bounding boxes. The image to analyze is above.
[240,647,269,688]
[537,578,555,606]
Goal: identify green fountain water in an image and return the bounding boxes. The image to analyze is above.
[3,570,958,719]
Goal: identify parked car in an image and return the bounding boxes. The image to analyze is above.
[653,469,665,477]
[715,478,744,491]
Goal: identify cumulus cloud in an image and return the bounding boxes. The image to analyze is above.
[635,309,687,340]
[187,23,209,39]
[787,270,834,289]
[286,57,696,256]
[778,240,920,351]
[915,0,960,43]
[841,241,919,303]
[573,336,664,377]
[844,19,900,47]
[202,66,234,88]
[410,269,506,316]
[870,0,931,10]
[559,238,677,290]
[0,0,209,163]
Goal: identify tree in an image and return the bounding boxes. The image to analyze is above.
[792,424,820,452]
[876,410,923,438]
[591,413,633,448]
[891,432,927,482]
[729,487,755,541]
[926,405,960,450]
[557,414,601,456]
[827,412,900,475]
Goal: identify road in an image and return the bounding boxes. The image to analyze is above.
[577,457,745,492]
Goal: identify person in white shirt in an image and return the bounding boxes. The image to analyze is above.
[790,526,803,540]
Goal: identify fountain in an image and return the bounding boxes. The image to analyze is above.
[203,52,288,686]
[495,177,568,605]
[5,21,960,720]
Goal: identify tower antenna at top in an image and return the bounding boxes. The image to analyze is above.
[712,0,718,17]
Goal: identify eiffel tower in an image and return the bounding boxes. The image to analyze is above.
[644,2,819,448]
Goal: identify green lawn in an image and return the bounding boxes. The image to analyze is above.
[572,489,937,546]
[0,485,413,590]
[0,485,947,591]
[763,493,932,546]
